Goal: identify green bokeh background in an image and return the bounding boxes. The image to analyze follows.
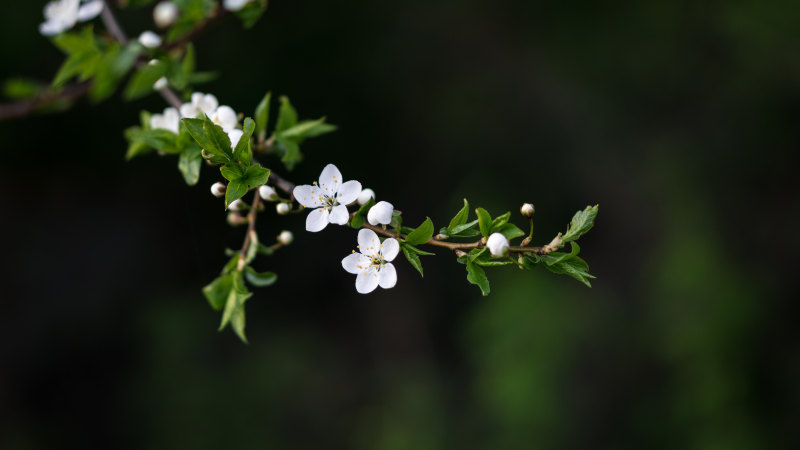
[1,1,798,449]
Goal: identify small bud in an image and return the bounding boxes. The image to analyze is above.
[153,76,168,90]
[258,185,278,201]
[521,203,535,218]
[277,230,293,245]
[455,250,468,258]
[486,232,510,258]
[138,30,162,49]
[153,1,179,28]
[276,203,290,215]
[229,199,245,211]
[542,233,563,253]
[227,212,247,226]
[520,236,532,247]
[147,59,160,66]
[357,188,375,205]
[367,201,394,226]
[210,182,226,197]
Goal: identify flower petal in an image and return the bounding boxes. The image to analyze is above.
[357,228,381,257]
[378,263,397,289]
[367,201,394,226]
[380,238,400,262]
[76,0,103,21]
[318,164,342,197]
[293,184,324,208]
[356,271,379,294]
[342,253,370,274]
[328,204,349,225]
[336,180,362,205]
[227,129,244,149]
[305,207,329,232]
[213,105,238,132]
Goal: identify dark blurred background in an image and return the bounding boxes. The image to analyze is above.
[1,0,799,449]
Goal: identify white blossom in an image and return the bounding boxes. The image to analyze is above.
[258,185,277,201]
[40,0,103,36]
[357,188,375,205]
[229,199,245,211]
[277,230,293,245]
[341,229,399,294]
[520,203,535,218]
[293,164,362,232]
[276,203,290,215]
[212,105,238,132]
[223,0,254,12]
[153,76,168,90]
[210,182,226,198]
[149,107,180,133]
[486,232,510,257]
[153,1,179,28]
[367,201,393,226]
[179,92,219,118]
[227,129,244,149]
[138,30,162,48]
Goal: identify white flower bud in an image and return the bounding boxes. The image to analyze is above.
[276,203,290,215]
[147,59,160,66]
[357,188,375,205]
[138,30,162,48]
[542,233,563,253]
[486,232,510,258]
[258,185,277,201]
[277,230,293,245]
[153,76,168,90]
[223,0,253,11]
[210,182,226,197]
[153,1,179,28]
[229,199,245,211]
[521,203,535,218]
[367,201,394,226]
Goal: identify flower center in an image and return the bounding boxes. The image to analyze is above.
[322,193,339,210]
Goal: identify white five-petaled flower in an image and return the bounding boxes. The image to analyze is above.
[367,201,394,226]
[223,0,254,12]
[293,164,362,232]
[179,92,219,118]
[149,107,180,133]
[486,232,510,257]
[138,30,162,48]
[342,229,399,294]
[40,0,103,36]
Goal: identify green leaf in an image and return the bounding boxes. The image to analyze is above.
[274,96,297,134]
[400,242,434,277]
[220,164,246,181]
[543,254,595,287]
[350,197,375,229]
[123,60,167,100]
[220,272,252,342]
[447,198,470,230]
[404,217,434,245]
[244,231,259,265]
[254,91,271,134]
[203,114,233,159]
[245,267,277,287]
[278,118,336,143]
[243,165,270,187]
[178,146,202,185]
[490,212,511,232]
[466,261,490,296]
[183,117,225,161]
[562,204,599,243]
[202,274,233,311]
[135,128,180,154]
[3,78,41,99]
[181,43,195,79]
[225,180,248,208]
[543,242,581,266]
[440,219,480,238]
[235,0,268,28]
[476,208,492,237]
[233,117,255,165]
[494,223,526,240]
[276,136,301,170]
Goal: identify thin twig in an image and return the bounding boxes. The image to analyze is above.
[238,193,262,269]
[101,0,128,44]
[0,82,90,121]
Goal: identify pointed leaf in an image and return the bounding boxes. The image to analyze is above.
[255,91,271,134]
[404,217,434,245]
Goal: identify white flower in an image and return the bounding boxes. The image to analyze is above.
[486,232,510,257]
[153,1,179,28]
[357,188,375,205]
[367,201,393,226]
[342,229,399,294]
[293,164,362,232]
[179,92,219,118]
[258,185,277,201]
[149,107,179,133]
[229,199,245,211]
[223,0,254,12]
[277,230,293,245]
[227,129,244,149]
[40,0,103,36]
[210,182,226,198]
[212,105,238,132]
[138,30,162,48]
[153,76,168,90]
[520,203,535,218]
[276,203,290,215]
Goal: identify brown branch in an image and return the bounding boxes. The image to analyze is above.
[0,82,90,121]
[267,171,295,197]
[237,193,262,269]
[101,0,128,44]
